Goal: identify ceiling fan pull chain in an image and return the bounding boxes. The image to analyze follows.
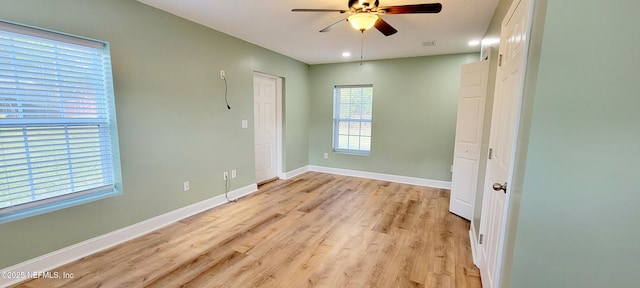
[360,31,364,65]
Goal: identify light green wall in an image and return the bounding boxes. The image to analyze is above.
[309,54,479,181]
[0,0,309,268]
[503,0,640,287]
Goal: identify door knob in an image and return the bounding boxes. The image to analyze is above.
[492,182,507,193]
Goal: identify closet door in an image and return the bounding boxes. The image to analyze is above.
[449,60,489,220]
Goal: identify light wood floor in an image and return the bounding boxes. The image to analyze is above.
[14,172,481,288]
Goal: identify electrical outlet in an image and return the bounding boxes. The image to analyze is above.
[231,169,237,179]
[323,153,328,159]
[223,172,229,180]
[183,181,190,192]
[220,70,225,79]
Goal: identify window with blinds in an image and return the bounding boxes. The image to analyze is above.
[333,85,373,155]
[0,21,120,222]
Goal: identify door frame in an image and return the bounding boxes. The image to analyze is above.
[253,71,284,181]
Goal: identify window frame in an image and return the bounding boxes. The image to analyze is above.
[0,20,122,224]
[332,84,374,155]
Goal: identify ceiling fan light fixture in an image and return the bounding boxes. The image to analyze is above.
[348,13,379,31]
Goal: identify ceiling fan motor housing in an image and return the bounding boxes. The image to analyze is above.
[349,0,380,11]
[292,1,441,36]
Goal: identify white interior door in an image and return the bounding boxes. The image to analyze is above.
[450,60,490,220]
[477,0,532,287]
[254,74,277,183]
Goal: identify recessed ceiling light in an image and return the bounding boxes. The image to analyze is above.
[468,40,480,46]
[481,38,500,45]
[342,52,351,57]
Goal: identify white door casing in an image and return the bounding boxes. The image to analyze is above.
[477,0,533,287]
[450,60,490,220]
[254,74,278,183]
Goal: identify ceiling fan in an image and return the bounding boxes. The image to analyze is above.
[292,0,442,36]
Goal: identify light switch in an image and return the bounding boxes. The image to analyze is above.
[242,120,248,128]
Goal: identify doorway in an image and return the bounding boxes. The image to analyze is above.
[253,72,282,184]
[476,0,534,287]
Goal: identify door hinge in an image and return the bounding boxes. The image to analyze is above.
[498,54,503,67]
[479,234,484,244]
[488,148,493,160]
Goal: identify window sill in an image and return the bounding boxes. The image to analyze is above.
[0,189,122,225]
[333,149,371,156]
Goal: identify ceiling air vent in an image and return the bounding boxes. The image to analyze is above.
[422,40,436,47]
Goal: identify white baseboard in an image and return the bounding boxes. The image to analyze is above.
[308,165,452,189]
[469,227,479,266]
[282,166,309,179]
[0,184,258,287]
[226,183,258,200]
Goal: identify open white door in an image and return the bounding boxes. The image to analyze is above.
[477,0,533,287]
[254,74,278,184]
[450,60,490,220]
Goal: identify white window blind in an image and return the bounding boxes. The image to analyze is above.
[0,21,116,217]
[333,85,373,154]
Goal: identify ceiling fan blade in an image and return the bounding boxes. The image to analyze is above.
[374,18,398,36]
[292,8,348,13]
[320,18,347,33]
[379,3,442,14]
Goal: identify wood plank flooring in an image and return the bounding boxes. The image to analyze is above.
[13,172,481,288]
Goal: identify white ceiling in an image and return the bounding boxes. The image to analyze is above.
[136,0,499,65]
